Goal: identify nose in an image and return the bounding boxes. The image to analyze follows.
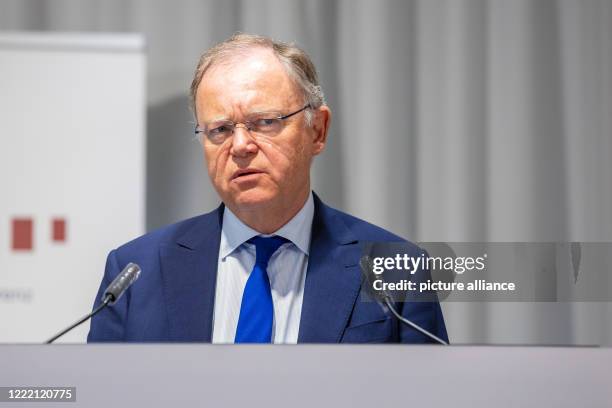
[229,124,258,157]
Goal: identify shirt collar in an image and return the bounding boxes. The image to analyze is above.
[220,191,314,259]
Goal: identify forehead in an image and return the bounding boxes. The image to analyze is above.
[196,47,301,120]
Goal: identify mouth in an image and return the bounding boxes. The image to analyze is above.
[231,168,264,181]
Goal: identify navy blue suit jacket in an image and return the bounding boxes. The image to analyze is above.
[88,194,448,343]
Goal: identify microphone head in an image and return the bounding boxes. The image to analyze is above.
[103,262,141,305]
[359,255,391,304]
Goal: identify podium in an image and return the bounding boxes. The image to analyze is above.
[0,345,610,407]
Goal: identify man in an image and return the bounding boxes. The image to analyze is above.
[88,33,448,343]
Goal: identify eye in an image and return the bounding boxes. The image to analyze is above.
[209,124,232,135]
[252,118,283,134]
[254,118,278,127]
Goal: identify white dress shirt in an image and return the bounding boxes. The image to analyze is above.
[211,192,314,344]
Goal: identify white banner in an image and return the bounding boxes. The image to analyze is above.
[0,32,146,343]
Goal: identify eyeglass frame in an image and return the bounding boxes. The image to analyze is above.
[194,104,312,144]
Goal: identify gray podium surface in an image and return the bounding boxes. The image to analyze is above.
[0,345,610,407]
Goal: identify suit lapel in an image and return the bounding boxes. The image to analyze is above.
[298,195,363,343]
[160,206,223,341]
[157,197,363,343]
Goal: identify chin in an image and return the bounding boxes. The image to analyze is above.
[228,188,277,210]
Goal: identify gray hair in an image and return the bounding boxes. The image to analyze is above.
[190,33,326,126]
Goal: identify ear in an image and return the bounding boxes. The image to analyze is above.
[311,105,332,156]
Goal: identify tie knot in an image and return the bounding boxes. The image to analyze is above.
[248,235,288,266]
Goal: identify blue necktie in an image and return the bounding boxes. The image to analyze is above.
[235,235,287,343]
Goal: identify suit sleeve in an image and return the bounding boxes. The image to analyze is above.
[398,248,449,344]
[87,249,129,342]
[398,299,448,343]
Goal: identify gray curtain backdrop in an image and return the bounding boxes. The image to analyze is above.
[3,0,611,345]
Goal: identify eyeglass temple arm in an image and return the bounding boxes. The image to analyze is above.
[278,104,311,120]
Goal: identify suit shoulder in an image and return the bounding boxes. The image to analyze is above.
[321,203,423,254]
[324,205,426,256]
[113,208,219,258]
[324,205,404,242]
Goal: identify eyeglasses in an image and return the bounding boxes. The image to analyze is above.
[195,104,311,145]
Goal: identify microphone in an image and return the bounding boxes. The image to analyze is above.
[45,263,141,344]
[103,262,141,304]
[359,255,448,345]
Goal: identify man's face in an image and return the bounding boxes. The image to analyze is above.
[195,48,329,215]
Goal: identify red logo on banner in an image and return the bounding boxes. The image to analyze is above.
[52,218,66,242]
[10,217,67,252]
[12,218,33,251]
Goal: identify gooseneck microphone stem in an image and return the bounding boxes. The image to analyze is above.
[45,262,141,344]
[383,298,449,346]
[359,255,448,345]
[45,295,112,344]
